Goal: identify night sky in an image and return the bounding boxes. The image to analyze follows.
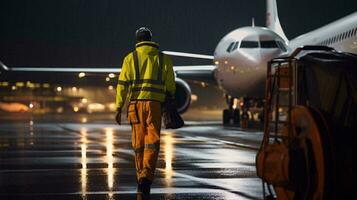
[0,0,356,67]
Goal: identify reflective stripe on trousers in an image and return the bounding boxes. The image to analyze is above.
[127,101,161,182]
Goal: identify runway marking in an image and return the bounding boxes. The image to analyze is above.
[195,136,260,150]
[156,168,260,200]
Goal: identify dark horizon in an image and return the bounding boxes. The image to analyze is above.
[0,0,356,67]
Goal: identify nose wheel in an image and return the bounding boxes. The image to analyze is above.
[223,108,240,126]
[223,95,240,126]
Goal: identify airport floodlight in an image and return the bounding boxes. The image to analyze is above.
[72,87,78,92]
[78,72,86,78]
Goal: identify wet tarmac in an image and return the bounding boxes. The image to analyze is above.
[0,111,264,200]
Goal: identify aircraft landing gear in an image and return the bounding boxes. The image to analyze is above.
[223,96,265,127]
[223,95,240,126]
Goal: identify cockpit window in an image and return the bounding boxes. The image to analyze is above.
[260,40,278,48]
[226,42,235,53]
[240,41,259,48]
[276,41,287,52]
[231,42,239,51]
[226,41,239,53]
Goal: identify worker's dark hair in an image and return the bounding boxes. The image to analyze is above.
[136,27,152,42]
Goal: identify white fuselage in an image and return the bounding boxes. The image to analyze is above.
[290,12,357,54]
[213,27,287,98]
[213,12,357,99]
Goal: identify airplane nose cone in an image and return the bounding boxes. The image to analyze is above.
[256,49,285,66]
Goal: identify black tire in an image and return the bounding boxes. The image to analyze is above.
[223,109,230,125]
[233,109,240,125]
[258,111,264,123]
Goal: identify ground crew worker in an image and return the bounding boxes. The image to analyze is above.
[241,109,249,128]
[115,27,176,200]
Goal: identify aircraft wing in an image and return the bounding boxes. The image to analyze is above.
[1,61,217,84]
[173,65,216,84]
[162,51,214,60]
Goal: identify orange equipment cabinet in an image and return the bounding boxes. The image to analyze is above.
[256,46,357,200]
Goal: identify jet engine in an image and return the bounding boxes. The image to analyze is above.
[174,78,191,114]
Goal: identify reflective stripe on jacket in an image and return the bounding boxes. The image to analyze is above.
[116,41,176,109]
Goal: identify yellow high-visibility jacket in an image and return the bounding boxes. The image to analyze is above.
[116,41,176,110]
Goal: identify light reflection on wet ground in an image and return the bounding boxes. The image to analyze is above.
[0,113,263,200]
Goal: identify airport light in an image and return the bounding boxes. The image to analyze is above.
[233,99,239,109]
[72,87,78,92]
[87,103,105,113]
[1,82,9,87]
[107,103,117,112]
[73,106,79,112]
[278,107,283,113]
[26,81,35,88]
[43,83,50,88]
[224,60,228,64]
[78,72,86,78]
[56,86,62,92]
[16,82,24,87]
[56,107,64,113]
[191,94,198,102]
[29,103,34,109]
[108,85,114,90]
[214,61,219,65]
[11,86,17,90]
[81,117,87,123]
[81,98,88,104]
[108,73,115,78]
[106,77,110,82]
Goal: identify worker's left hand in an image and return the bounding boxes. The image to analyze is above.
[115,111,121,125]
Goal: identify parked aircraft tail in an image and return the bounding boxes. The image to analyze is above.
[266,0,288,42]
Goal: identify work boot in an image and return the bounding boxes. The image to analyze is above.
[136,192,143,200]
[139,178,152,200]
[136,182,144,200]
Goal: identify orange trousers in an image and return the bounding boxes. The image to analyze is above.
[127,101,161,182]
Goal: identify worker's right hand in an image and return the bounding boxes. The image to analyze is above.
[115,109,121,125]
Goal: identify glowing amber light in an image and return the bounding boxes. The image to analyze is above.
[104,128,115,191]
[80,128,88,198]
[163,132,174,186]
[78,72,86,78]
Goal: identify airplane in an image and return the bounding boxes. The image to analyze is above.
[1,0,357,126]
